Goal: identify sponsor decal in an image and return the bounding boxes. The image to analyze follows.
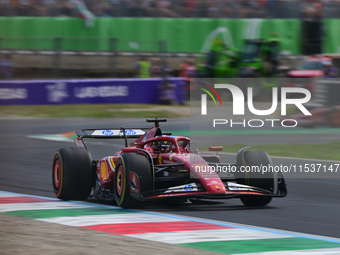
[125,130,136,135]
[184,184,194,191]
[228,182,240,191]
[227,182,255,191]
[102,130,114,136]
[0,88,27,100]
[91,129,144,136]
[46,82,69,103]
[74,86,128,98]
[164,183,198,193]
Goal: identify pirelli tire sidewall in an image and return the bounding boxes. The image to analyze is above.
[114,153,152,209]
[52,147,93,200]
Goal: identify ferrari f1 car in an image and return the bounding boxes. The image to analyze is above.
[52,118,287,208]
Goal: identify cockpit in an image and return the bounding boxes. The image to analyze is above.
[151,140,175,153]
[142,136,197,155]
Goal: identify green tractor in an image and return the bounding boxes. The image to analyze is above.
[239,38,280,78]
[196,37,281,98]
[198,38,281,79]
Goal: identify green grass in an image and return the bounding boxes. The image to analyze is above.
[0,102,300,119]
[201,142,340,161]
[0,104,189,118]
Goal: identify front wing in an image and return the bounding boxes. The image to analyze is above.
[136,181,287,200]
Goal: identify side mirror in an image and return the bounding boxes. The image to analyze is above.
[209,146,223,152]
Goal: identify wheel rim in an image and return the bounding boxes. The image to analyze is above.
[116,165,124,197]
[54,159,61,190]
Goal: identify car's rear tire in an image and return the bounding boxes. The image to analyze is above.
[52,147,93,200]
[238,150,274,206]
[114,153,152,209]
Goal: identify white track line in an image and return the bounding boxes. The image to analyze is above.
[128,228,288,244]
[0,202,94,212]
[38,213,184,227]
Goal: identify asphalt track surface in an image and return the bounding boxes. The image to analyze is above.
[1,117,340,241]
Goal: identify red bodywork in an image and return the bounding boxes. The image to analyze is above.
[94,131,227,196]
[74,120,287,203]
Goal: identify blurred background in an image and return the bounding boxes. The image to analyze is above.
[1,2,340,246]
[0,0,340,120]
[0,0,339,80]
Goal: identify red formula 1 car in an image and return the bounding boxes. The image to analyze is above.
[52,118,287,208]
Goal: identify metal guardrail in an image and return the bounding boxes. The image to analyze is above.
[0,37,173,78]
[0,35,306,80]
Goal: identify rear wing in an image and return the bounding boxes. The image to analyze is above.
[77,128,148,139]
[76,127,149,147]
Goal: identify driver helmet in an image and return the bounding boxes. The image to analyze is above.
[153,141,173,153]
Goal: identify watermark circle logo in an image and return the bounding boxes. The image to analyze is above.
[184,184,194,191]
[125,130,136,135]
[102,130,114,136]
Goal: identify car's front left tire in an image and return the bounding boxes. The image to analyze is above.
[238,150,274,206]
[114,153,152,209]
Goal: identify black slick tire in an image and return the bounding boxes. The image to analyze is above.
[52,147,93,200]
